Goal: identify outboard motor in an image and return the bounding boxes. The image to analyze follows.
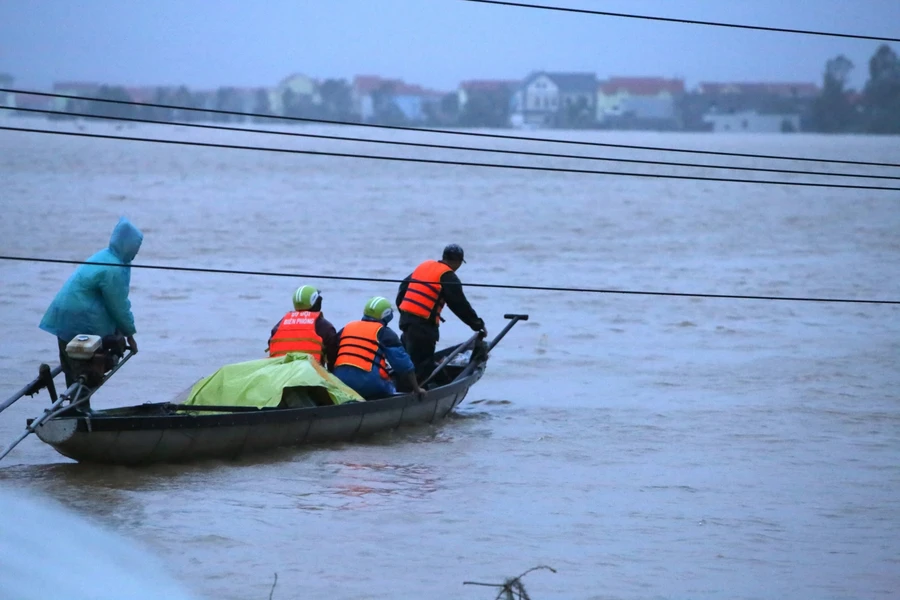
[64,334,126,389]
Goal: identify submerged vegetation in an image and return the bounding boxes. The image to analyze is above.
[463,565,558,600]
[264,565,558,599]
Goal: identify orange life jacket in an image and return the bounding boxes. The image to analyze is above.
[268,311,324,362]
[334,320,389,380]
[398,260,452,324]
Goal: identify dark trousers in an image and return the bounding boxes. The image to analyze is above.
[57,338,77,389]
[57,338,93,410]
[400,321,439,383]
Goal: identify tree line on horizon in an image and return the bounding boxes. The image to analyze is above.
[810,44,900,134]
[6,44,899,133]
[32,77,513,129]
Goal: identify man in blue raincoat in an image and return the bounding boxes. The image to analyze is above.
[39,217,143,387]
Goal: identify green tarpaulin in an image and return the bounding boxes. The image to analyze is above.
[184,352,363,408]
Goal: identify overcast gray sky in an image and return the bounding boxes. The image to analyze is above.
[1,0,898,92]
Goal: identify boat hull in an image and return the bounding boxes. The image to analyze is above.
[35,365,483,465]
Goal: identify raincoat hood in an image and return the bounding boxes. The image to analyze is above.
[109,217,143,264]
[39,218,141,342]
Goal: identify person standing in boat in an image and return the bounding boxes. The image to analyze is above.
[39,216,142,388]
[333,297,425,400]
[267,285,338,370]
[396,244,486,382]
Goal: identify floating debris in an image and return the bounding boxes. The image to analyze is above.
[463,565,557,599]
[268,573,278,600]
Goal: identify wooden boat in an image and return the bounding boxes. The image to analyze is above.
[2,315,526,465]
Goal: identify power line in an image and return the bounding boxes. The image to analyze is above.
[4,88,898,170]
[2,256,896,305]
[4,124,897,191]
[460,0,900,43]
[5,105,897,183]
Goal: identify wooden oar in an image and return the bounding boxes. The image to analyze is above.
[0,351,134,462]
[456,314,529,381]
[422,314,530,387]
[486,313,529,353]
[421,331,483,387]
[0,363,61,416]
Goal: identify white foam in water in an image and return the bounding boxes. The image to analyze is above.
[0,488,200,600]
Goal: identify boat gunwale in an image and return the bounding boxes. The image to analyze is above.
[53,363,485,433]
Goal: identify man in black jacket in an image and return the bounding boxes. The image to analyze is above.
[396,244,487,382]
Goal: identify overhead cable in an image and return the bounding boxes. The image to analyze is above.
[4,88,898,169]
[3,125,897,191]
[2,256,897,305]
[4,105,897,182]
[460,0,900,42]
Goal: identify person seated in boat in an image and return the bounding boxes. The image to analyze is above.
[332,297,425,400]
[39,216,142,389]
[396,243,487,382]
[267,285,338,370]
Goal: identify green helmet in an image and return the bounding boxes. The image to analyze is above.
[292,285,320,311]
[363,296,394,322]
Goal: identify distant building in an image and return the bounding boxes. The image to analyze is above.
[511,71,597,128]
[123,86,158,105]
[703,110,801,133]
[511,72,558,127]
[52,81,102,110]
[351,75,444,124]
[9,92,52,113]
[553,73,598,128]
[270,73,321,117]
[684,81,819,131]
[185,86,270,120]
[458,80,516,108]
[394,83,443,123]
[597,77,684,130]
[698,82,819,104]
[352,75,390,122]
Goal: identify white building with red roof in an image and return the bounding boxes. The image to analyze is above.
[596,77,685,127]
[697,82,819,98]
[691,81,819,132]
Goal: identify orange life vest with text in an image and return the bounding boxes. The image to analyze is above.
[334,320,389,380]
[398,260,452,325]
[268,311,324,362]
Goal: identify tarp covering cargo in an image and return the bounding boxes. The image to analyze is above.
[184,352,363,408]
